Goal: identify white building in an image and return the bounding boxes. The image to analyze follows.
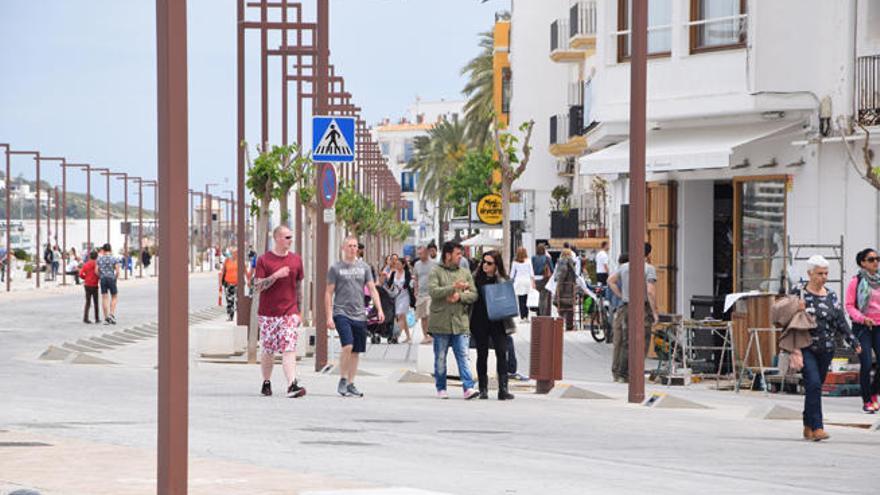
[373,98,465,252]
[571,0,880,315]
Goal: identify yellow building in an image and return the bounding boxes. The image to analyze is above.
[492,16,511,129]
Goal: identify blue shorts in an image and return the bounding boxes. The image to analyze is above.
[100,277,118,296]
[334,315,367,353]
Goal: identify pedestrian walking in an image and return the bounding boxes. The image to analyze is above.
[470,250,516,400]
[531,244,554,316]
[607,242,659,383]
[553,248,578,331]
[95,244,120,325]
[79,251,100,324]
[386,256,414,344]
[51,245,61,281]
[846,248,880,413]
[326,235,385,398]
[595,241,610,285]
[510,246,535,322]
[219,247,240,321]
[793,255,861,440]
[141,247,152,272]
[428,241,480,400]
[254,225,306,398]
[413,246,437,345]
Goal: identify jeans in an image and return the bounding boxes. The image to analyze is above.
[855,323,880,402]
[802,346,834,429]
[517,294,528,319]
[432,333,475,392]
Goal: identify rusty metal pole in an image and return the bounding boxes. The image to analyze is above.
[236,0,250,350]
[85,165,91,252]
[152,182,159,278]
[138,178,144,278]
[627,0,648,405]
[42,157,67,284]
[155,0,189,492]
[92,169,111,247]
[314,0,329,371]
[122,174,129,279]
[189,190,194,272]
[1,144,9,292]
[9,151,40,287]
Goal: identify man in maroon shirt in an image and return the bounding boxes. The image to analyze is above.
[254,225,306,398]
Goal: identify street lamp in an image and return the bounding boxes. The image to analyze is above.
[8,150,42,288]
[91,168,111,247]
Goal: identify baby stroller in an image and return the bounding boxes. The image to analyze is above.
[366,283,398,344]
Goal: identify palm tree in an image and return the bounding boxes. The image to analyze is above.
[460,31,495,148]
[406,119,468,243]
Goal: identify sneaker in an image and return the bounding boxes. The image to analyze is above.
[337,378,350,397]
[103,318,111,325]
[287,380,306,398]
[509,372,529,382]
[872,395,880,412]
[863,403,876,414]
[346,383,364,398]
[260,380,272,396]
[463,388,480,400]
[436,390,449,400]
[110,316,117,325]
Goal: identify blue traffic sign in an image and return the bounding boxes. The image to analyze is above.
[320,163,337,209]
[312,116,356,162]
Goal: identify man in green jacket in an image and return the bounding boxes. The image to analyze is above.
[428,241,481,400]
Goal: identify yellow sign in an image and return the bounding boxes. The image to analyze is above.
[477,194,503,225]
[491,168,502,185]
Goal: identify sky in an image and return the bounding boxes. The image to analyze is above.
[0,0,509,210]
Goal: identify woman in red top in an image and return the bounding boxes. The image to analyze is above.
[79,251,100,324]
[846,247,880,413]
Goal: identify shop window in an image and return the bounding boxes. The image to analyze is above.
[734,177,788,292]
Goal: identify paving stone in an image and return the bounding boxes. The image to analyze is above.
[38,346,73,361]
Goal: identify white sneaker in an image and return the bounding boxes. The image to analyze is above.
[436,390,449,399]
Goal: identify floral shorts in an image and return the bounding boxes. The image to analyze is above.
[258,314,301,355]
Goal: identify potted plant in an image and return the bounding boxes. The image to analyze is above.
[24,263,34,279]
[551,185,572,214]
[591,176,608,238]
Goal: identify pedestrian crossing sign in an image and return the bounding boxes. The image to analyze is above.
[312,116,356,162]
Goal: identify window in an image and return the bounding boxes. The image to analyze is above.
[380,141,390,156]
[401,172,415,193]
[401,200,415,222]
[617,0,672,62]
[690,0,747,53]
[403,139,415,163]
[734,177,787,292]
[501,68,512,115]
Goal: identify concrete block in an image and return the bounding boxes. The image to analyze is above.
[392,370,435,384]
[113,331,145,341]
[123,329,155,339]
[39,346,73,361]
[747,403,801,420]
[88,336,125,347]
[100,333,136,344]
[643,392,711,410]
[195,324,238,356]
[66,352,118,365]
[416,342,494,379]
[550,385,612,400]
[62,342,99,353]
[76,339,112,350]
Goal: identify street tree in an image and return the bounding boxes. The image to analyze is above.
[493,120,534,265]
[447,148,496,217]
[461,30,495,148]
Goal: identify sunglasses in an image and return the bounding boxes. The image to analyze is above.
[284,236,293,240]
[866,257,880,263]
[482,260,495,266]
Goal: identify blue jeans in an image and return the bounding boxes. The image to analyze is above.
[802,347,833,429]
[432,333,475,392]
[855,323,880,402]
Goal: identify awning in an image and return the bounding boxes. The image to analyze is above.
[579,121,803,175]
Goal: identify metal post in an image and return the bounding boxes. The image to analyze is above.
[189,190,194,272]
[314,0,329,371]
[42,157,67,284]
[1,144,9,292]
[237,0,253,360]
[9,151,41,288]
[138,178,144,278]
[627,0,648,404]
[155,0,189,492]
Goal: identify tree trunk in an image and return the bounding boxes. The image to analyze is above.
[279,189,290,226]
[501,179,512,267]
[302,208,314,325]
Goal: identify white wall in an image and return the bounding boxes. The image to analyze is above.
[510,0,570,240]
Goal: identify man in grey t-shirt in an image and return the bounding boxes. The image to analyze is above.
[326,235,384,397]
[412,246,437,344]
[608,242,659,383]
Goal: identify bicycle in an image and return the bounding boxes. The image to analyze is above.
[583,284,613,343]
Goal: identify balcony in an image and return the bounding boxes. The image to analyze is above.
[549,106,588,157]
[568,0,597,50]
[550,19,583,63]
[857,55,880,127]
[550,194,608,239]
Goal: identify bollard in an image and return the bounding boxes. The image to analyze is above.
[529,316,564,393]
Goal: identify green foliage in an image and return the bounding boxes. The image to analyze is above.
[335,182,410,242]
[460,31,495,148]
[447,148,497,217]
[244,142,314,217]
[13,248,29,261]
[406,120,468,219]
[551,185,571,212]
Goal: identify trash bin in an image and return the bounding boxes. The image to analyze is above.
[529,316,564,394]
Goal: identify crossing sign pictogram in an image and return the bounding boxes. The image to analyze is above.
[312,116,356,162]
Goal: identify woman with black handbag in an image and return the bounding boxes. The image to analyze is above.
[470,250,515,400]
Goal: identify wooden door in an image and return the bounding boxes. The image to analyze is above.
[646,181,677,314]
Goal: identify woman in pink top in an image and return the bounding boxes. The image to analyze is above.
[846,248,880,413]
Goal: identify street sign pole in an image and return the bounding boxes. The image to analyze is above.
[314,0,330,372]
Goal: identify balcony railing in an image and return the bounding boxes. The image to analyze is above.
[569,1,597,40]
[550,19,570,53]
[550,106,586,146]
[550,193,608,238]
[857,55,880,127]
